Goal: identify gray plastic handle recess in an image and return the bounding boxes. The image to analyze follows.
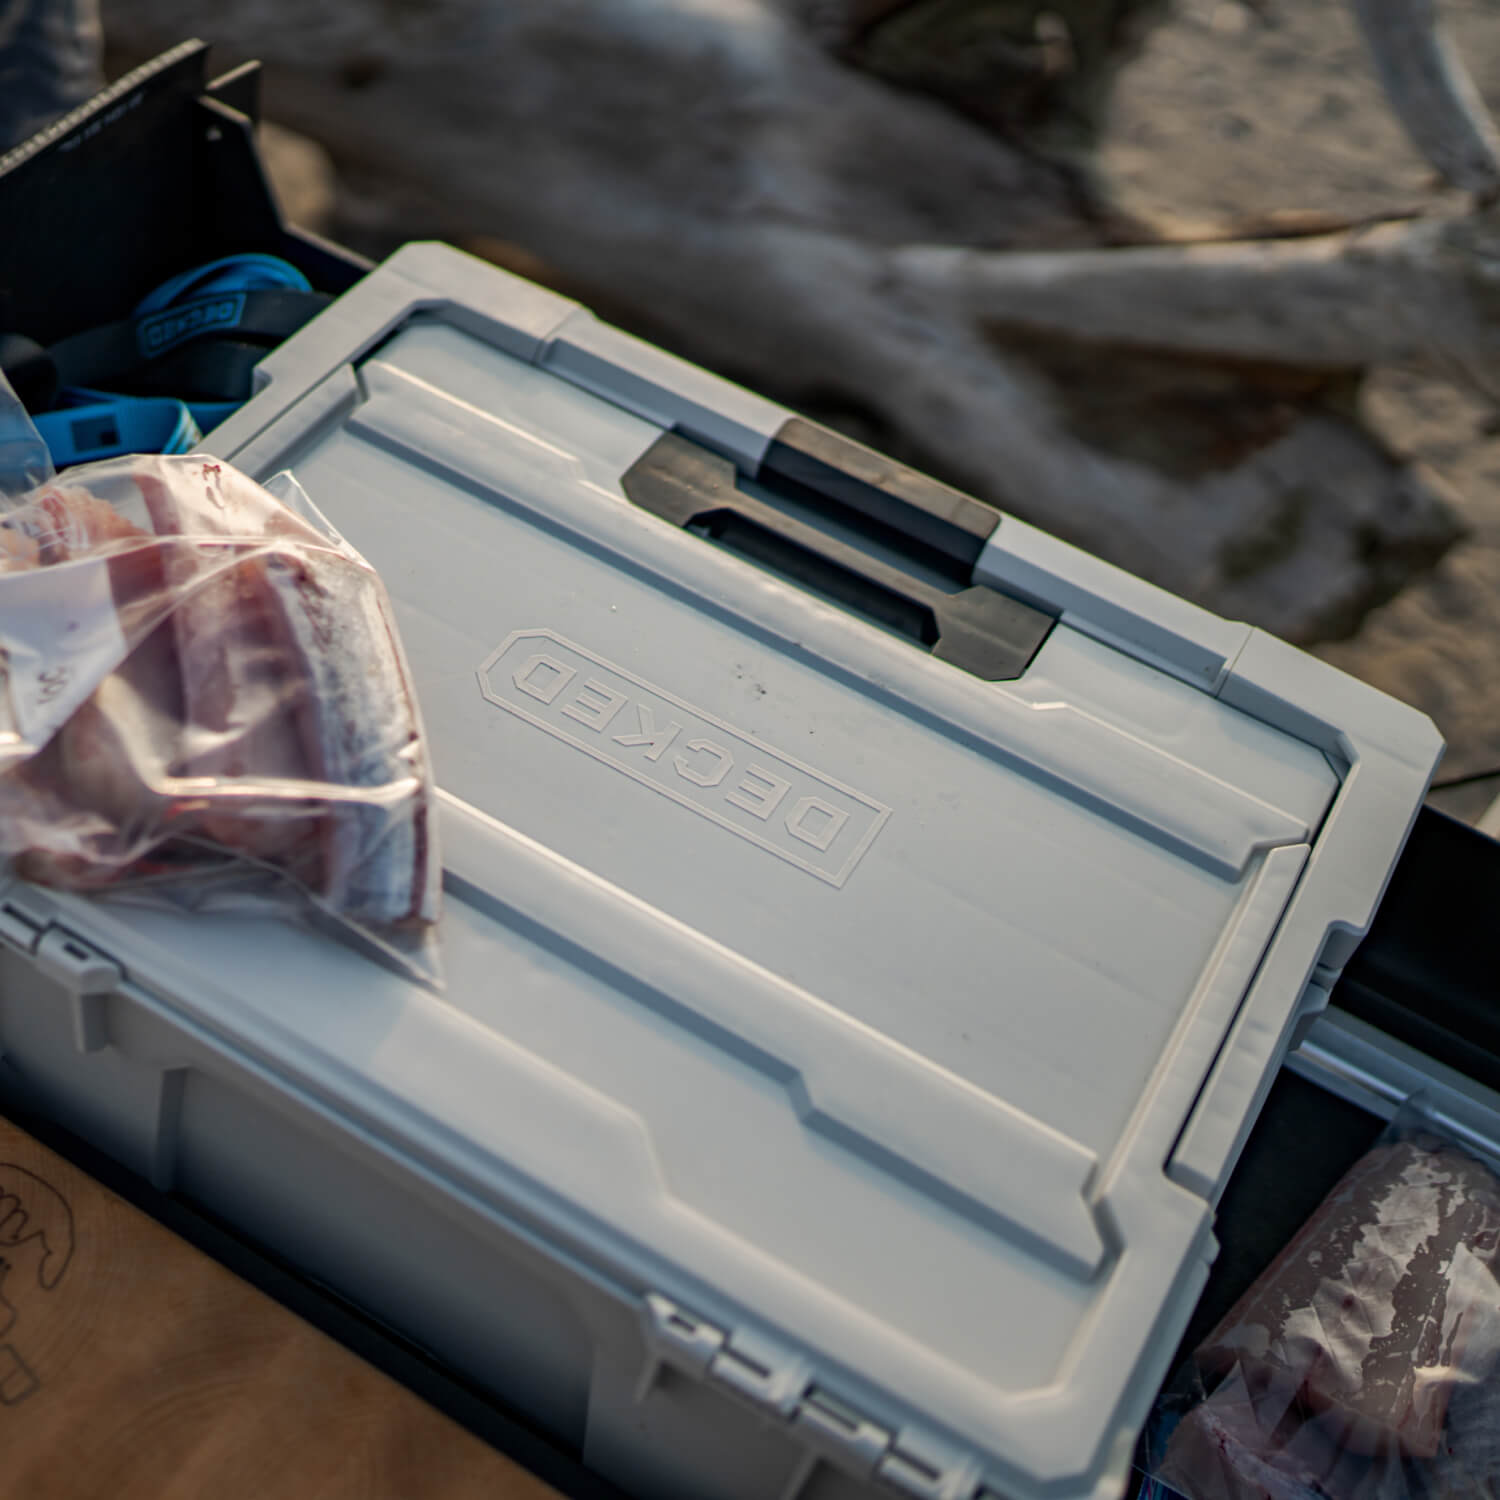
[621,424,1054,683]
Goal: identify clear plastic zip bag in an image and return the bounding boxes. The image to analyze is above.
[0,373,440,983]
[1143,1098,1500,1500]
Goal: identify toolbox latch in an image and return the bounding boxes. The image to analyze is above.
[790,1387,892,1478]
[874,1433,984,1500]
[35,926,123,997]
[707,1327,811,1419]
[27,926,123,1055]
[639,1292,726,1380]
[641,1293,986,1497]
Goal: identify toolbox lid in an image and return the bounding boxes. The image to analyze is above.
[23,244,1440,1500]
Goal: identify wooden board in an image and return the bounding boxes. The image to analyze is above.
[0,1114,564,1500]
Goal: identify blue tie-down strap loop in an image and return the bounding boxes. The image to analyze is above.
[12,254,325,467]
[32,392,204,466]
[131,252,313,313]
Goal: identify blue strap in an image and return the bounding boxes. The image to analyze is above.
[47,289,328,392]
[30,254,312,468]
[33,392,203,466]
[132,253,313,313]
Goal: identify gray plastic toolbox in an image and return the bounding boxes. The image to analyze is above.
[0,243,1445,1500]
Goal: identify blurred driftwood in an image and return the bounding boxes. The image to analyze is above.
[1352,0,1500,200]
[103,0,1500,641]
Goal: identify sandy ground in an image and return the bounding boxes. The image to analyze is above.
[1100,0,1500,811]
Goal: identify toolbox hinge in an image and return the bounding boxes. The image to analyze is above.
[640,1295,986,1497]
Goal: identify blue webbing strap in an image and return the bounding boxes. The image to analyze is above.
[30,390,228,466]
[15,254,325,467]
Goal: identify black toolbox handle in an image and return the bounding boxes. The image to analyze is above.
[621,430,1052,682]
[759,417,1002,578]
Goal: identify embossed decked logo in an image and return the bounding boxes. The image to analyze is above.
[478,630,889,886]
